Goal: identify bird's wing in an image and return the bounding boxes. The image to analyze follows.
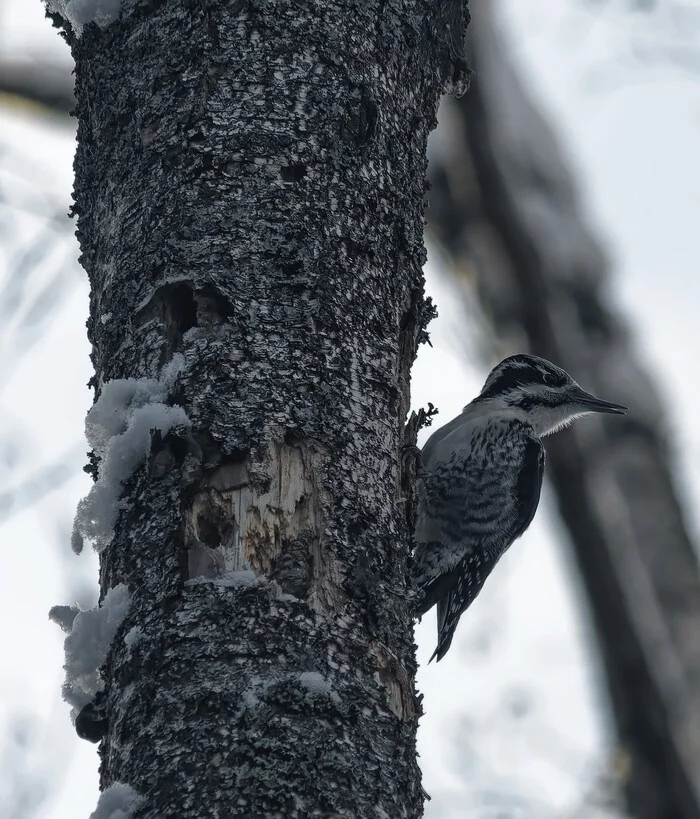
[509,437,545,542]
[414,543,462,616]
[417,432,545,660]
[420,405,488,470]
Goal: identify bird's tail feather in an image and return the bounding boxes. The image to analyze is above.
[429,593,455,662]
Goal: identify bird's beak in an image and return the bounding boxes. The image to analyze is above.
[569,387,628,415]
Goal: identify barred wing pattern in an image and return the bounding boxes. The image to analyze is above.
[414,419,545,661]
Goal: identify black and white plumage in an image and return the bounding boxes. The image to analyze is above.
[414,354,627,662]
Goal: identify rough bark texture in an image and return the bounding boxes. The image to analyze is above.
[55,0,469,816]
[427,3,700,818]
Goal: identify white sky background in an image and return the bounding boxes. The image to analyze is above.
[1,1,699,817]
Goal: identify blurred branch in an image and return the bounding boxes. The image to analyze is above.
[0,59,74,116]
[427,1,700,817]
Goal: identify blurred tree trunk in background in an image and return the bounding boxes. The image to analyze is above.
[428,2,700,818]
[0,59,75,113]
[47,1,468,816]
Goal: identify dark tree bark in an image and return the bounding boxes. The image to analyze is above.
[428,2,700,818]
[48,0,469,816]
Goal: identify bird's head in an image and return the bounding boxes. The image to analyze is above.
[475,354,627,436]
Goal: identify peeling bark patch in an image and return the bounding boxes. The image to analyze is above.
[185,439,330,606]
[246,442,321,566]
[373,644,416,720]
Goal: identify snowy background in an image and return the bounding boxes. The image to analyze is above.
[1,1,699,816]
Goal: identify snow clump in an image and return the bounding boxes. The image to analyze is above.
[46,0,123,37]
[72,355,190,553]
[89,782,143,819]
[53,583,131,714]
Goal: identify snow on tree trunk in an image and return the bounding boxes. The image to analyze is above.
[48,0,469,816]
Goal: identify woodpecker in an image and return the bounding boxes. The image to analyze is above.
[414,354,627,662]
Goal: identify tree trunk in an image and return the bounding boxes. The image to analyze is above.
[428,2,700,817]
[48,1,469,816]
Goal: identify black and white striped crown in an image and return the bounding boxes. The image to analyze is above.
[478,354,571,401]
